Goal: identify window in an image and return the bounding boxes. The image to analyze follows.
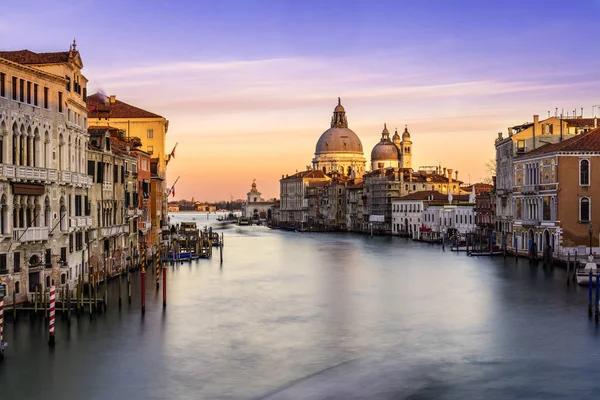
[87,160,95,181]
[14,252,20,272]
[65,75,71,92]
[114,164,118,182]
[11,77,17,100]
[26,81,31,104]
[43,87,49,109]
[580,159,590,186]
[516,140,526,153]
[58,92,63,112]
[0,73,5,97]
[147,145,154,155]
[60,247,67,263]
[580,197,590,222]
[45,249,51,266]
[33,83,38,106]
[76,232,82,251]
[19,79,24,102]
[147,129,154,138]
[0,254,6,274]
[14,281,20,294]
[121,166,125,183]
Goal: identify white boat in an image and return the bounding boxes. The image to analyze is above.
[576,257,600,285]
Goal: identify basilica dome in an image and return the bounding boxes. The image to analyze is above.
[315,98,364,155]
[370,124,401,170]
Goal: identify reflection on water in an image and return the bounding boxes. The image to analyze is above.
[0,212,597,399]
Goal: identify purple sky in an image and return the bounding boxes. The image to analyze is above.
[3,0,600,201]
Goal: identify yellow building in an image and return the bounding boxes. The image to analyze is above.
[87,93,169,248]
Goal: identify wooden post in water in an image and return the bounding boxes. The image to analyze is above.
[89,266,93,317]
[103,254,108,313]
[0,291,5,360]
[162,255,167,309]
[12,288,16,322]
[127,262,131,305]
[567,252,571,286]
[589,269,593,318]
[155,247,160,291]
[141,246,146,316]
[118,261,122,308]
[67,284,71,322]
[595,273,599,323]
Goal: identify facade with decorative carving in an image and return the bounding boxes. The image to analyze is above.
[0,43,92,302]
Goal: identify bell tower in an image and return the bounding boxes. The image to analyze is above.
[401,125,412,169]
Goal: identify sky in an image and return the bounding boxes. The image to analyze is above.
[2,0,600,201]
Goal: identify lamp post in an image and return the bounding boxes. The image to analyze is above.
[589,223,593,257]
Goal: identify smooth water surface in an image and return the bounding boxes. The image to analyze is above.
[1,212,599,399]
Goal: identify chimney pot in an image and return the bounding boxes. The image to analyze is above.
[109,95,116,104]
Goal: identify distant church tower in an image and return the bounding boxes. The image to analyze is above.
[401,125,412,169]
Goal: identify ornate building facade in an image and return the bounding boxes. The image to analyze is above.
[0,43,92,301]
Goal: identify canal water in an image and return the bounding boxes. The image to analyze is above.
[1,212,599,399]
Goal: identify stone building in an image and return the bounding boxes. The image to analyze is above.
[242,180,275,221]
[512,126,600,258]
[87,93,169,249]
[279,170,329,225]
[87,127,132,277]
[131,147,152,254]
[345,179,364,232]
[312,98,366,176]
[495,114,598,250]
[0,43,92,303]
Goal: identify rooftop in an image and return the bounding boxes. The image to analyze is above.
[519,126,600,157]
[87,92,164,119]
[0,49,71,65]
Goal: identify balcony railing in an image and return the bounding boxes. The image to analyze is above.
[100,224,130,237]
[60,170,72,183]
[0,164,61,184]
[522,219,540,226]
[521,185,539,194]
[69,216,92,228]
[13,227,49,242]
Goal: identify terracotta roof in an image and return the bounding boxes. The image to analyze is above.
[0,49,71,65]
[87,92,164,119]
[396,190,447,201]
[519,127,600,157]
[281,170,328,180]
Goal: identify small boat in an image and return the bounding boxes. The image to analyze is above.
[576,259,600,285]
[238,217,250,226]
[450,246,468,252]
[468,250,504,257]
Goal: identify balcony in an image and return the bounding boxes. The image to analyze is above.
[59,170,71,184]
[13,227,49,242]
[521,185,539,194]
[0,164,60,184]
[522,219,540,227]
[103,182,113,192]
[100,224,129,238]
[69,216,92,228]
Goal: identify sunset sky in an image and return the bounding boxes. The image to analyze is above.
[3,0,600,201]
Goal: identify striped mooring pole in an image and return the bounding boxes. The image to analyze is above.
[141,247,146,316]
[48,286,56,347]
[155,247,160,291]
[0,290,5,360]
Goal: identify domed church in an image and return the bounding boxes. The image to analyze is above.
[312,98,367,176]
[370,125,413,170]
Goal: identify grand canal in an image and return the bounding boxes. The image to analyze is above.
[1,212,599,399]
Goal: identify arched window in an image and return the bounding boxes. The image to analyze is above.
[14,281,20,294]
[580,197,590,222]
[0,195,6,234]
[580,159,590,186]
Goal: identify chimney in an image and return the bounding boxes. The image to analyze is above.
[109,95,116,104]
[443,167,447,177]
[508,127,512,137]
[595,118,598,129]
[455,170,458,182]
[532,114,537,149]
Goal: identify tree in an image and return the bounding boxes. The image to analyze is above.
[483,158,496,185]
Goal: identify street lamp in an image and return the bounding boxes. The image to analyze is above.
[589,222,593,256]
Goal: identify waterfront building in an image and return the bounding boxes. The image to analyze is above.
[279,170,329,225]
[494,114,598,250]
[87,93,169,249]
[0,43,92,302]
[345,179,364,232]
[242,180,275,221]
[511,126,600,258]
[311,98,366,176]
[363,167,465,234]
[371,124,401,170]
[131,147,151,254]
[167,204,180,212]
[422,191,476,238]
[392,191,444,238]
[87,127,132,275]
[472,182,495,239]
[318,172,348,230]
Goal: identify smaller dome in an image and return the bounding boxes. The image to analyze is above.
[371,141,400,161]
[402,125,411,139]
[392,128,400,141]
